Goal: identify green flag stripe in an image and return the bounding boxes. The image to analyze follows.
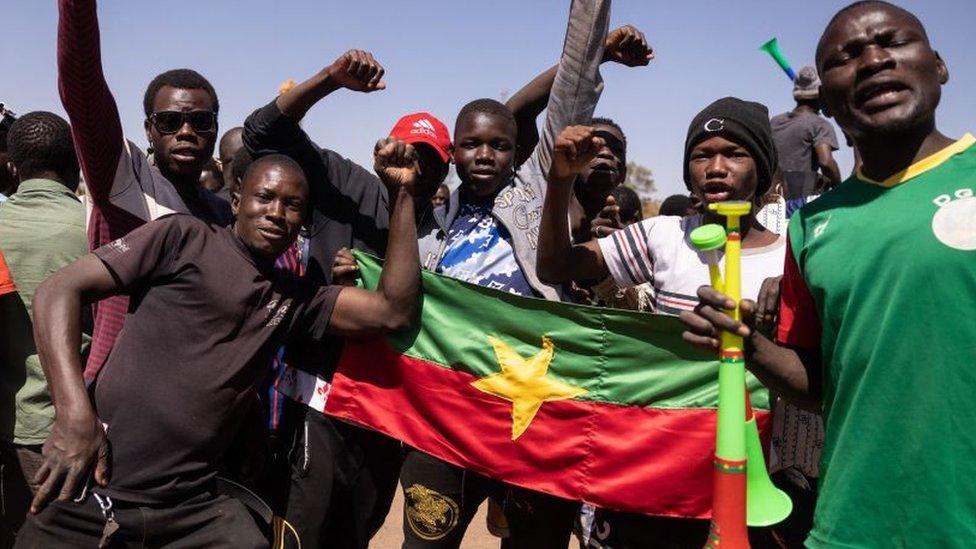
[354,251,769,410]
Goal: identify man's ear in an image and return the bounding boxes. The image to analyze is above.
[6,161,17,183]
[231,191,241,216]
[144,119,155,150]
[935,50,949,85]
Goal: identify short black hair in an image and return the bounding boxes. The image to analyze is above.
[591,117,628,149]
[143,69,220,118]
[455,98,516,135]
[611,185,642,223]
[659,194,694,217]
[818,1,929,65]
[7,111,78,181]
[241,153,306,192]
[229,147,253,195]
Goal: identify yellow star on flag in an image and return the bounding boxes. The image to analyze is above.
[472,335,587,440]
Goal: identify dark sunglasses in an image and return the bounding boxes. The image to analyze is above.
[149,110,217,134]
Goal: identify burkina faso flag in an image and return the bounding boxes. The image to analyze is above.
[325,252,771,518]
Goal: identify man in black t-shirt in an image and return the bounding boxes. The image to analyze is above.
[16,145,423,548]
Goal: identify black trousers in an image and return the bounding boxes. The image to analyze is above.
[582,510,783,549]
[269,399,404,549]
[1,442,43,548]
[14,492,265,549]
[399,450,576,549]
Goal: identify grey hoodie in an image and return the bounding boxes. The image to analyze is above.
[418,0,610,301]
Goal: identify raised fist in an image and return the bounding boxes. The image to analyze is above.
[604,25,653,67]
[591,195,623,238]
[549,126,605,185]
[326,49,386,93]
[374,137,420,194]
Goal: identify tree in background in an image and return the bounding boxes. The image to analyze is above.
[623,161,660,217]
[624,161,655,198]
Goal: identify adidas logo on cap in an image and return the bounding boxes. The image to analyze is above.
[411,119,439,138]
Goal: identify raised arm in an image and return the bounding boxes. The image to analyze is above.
[57,0,123,205]
[243,49,384,161]
[507,25,652,168]
[326,138,420,335]
[29,255,120,513]
[537,126,611,283]
[519,0,610,187]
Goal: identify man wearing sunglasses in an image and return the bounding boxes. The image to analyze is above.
[58,0,231,384]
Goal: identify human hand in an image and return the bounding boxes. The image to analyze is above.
[754,275,782,335]
[31,412,109,513]
[325,49,386,93]
[679,286,756,351]
[603,25,654,67]
[332,248,360,287]
[550,126,605,185]
[374,137,421,195]
[591,195,623,238]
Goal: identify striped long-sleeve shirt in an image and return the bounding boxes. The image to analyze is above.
[58,0,230,380]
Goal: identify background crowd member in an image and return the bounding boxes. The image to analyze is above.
[537,98,784,546]
[15,143,422,548]
[770,65,841,199]
[217,126,244,201]
[0,112,87,547]
[199,157,223,193]
[658,193,696,217]
[0,103,17,201]
[57,0,231,384]
[431,183,450,209]
[682,2,976,546]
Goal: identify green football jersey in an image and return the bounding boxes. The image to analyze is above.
[778,135,976,548]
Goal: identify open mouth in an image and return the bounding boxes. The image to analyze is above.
[590,162,618,175]
[702,182,734,202]
[855,80,910,111]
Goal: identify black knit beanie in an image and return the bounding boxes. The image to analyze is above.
[683,97,777,197]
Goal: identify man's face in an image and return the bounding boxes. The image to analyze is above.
[578,124,627,207]
[431,185,450,208]
[219,129,244,192]
[414,143,450,204]
[145,86,218,182]
[687,135,759,207]
[232,164,308,260]
[453,113,516,198]
[817,5,947,139]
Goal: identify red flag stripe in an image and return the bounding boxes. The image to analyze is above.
[326,339,770,518]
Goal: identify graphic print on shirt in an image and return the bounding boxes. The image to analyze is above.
[437,202,533,296]
[931,187,976,251]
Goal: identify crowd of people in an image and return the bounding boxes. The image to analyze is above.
[0,0,973,547]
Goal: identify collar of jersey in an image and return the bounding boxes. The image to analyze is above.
[856,133,975,187]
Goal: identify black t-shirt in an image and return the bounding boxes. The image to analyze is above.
[92,215,340,504]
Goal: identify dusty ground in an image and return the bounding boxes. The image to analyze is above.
[371,489,494,548]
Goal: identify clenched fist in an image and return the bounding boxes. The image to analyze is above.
[374,137,421,194]
[604,25,654,67]
[326,49,386,93]
[549,126,606,185]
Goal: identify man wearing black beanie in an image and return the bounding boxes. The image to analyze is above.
[536,102,784,545]
[683,96,777,199]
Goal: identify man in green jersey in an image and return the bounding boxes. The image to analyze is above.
[681,1,976,547]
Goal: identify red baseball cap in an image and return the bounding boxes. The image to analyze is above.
[389,113,452,163]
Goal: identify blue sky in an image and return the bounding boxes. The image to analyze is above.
[3,0,974,198]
